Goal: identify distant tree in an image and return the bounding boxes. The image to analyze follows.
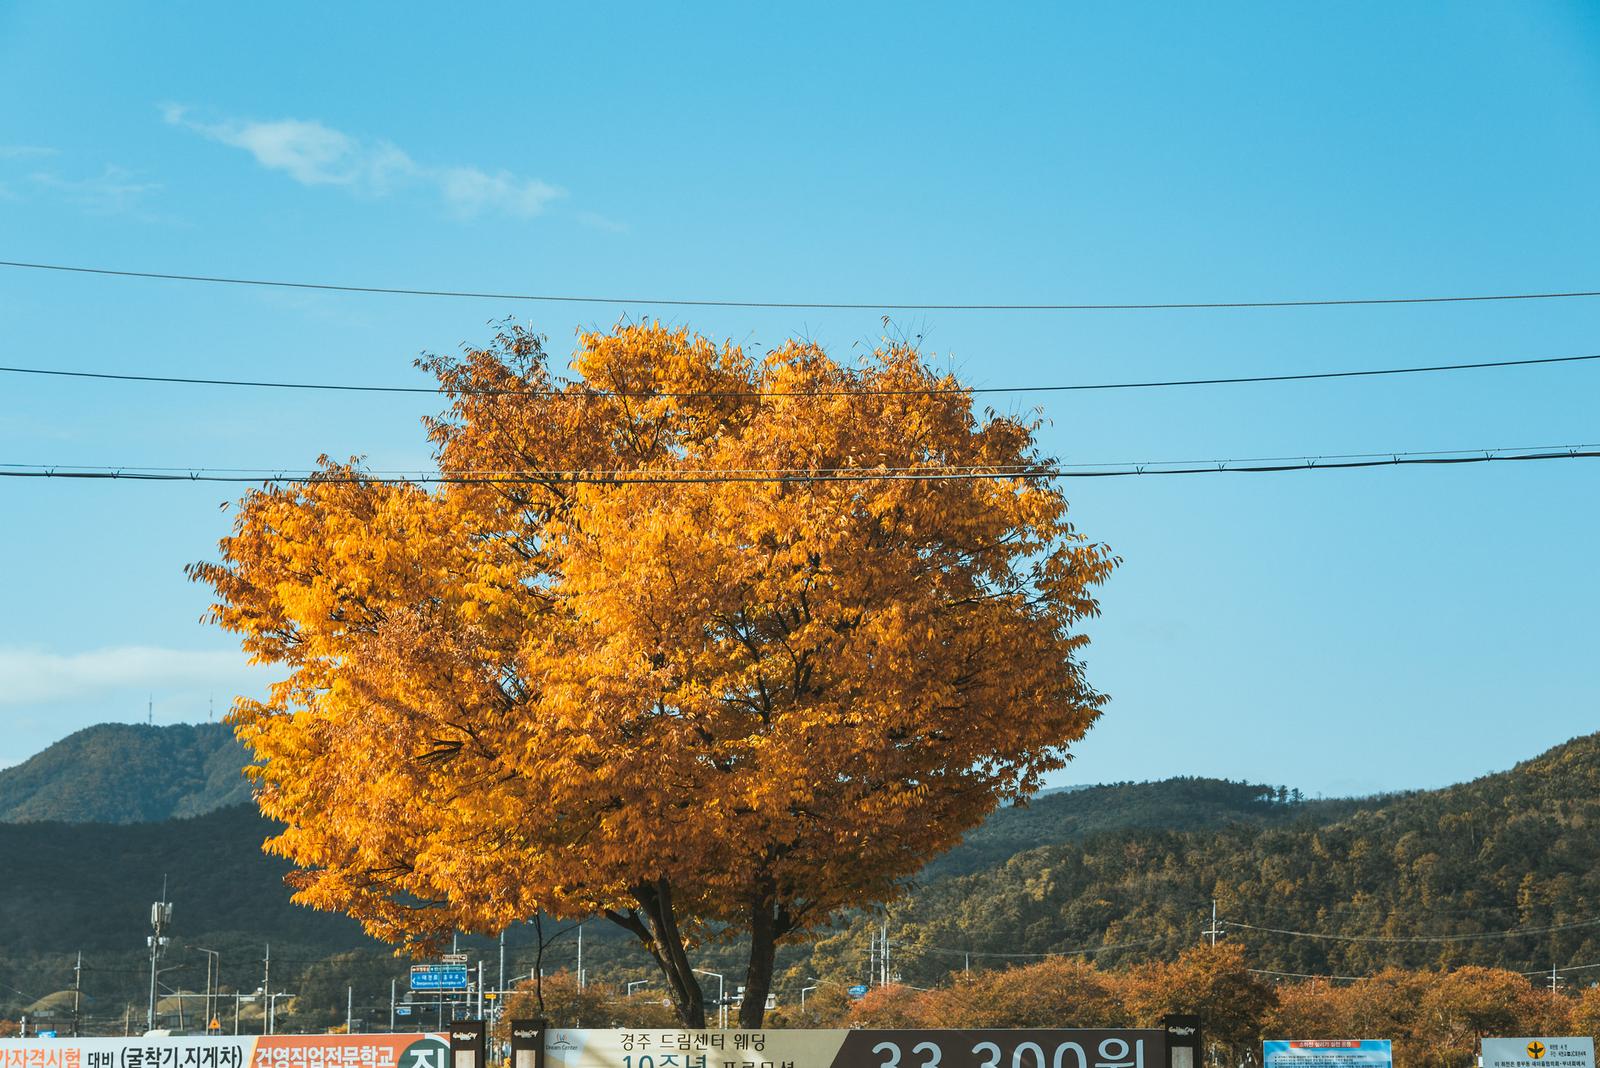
[924,957,1130,1028]
[191,322,1116,1028]
[849,983,932,1028]
[1121,943,1276,1063]
[1571,984,1600,1042]
[493,971,677,1031]
[765,981,852,1028]
[1413,968,1562,1068]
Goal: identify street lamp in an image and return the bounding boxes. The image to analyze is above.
[691,969,725,1029]
[195,948,221,1031]
[800,985,818,1013]
[626,981,650,997]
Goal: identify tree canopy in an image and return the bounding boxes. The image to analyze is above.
[189,322,1116,1026]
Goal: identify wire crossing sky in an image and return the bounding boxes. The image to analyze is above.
[4,351,1598,396]
[8,257,1600,310]
[0,3,1596,794]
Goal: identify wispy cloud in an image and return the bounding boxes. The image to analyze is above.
[577,210,630,234]
[0,145,57,159]
[0,646,261,707]
[29,165,162,214]
[164,105,563,219]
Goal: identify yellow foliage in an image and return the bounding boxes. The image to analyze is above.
[189,322,1116,1025]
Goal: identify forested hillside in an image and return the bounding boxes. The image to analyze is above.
[5,729,1599,1033]
[926,777,1369,878]
[0,722,251,822]
[810,733,1600,985]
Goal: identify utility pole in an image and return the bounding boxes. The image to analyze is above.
[881,920,890,985]
[577,924,584,989]
[1204,900,1224,946]
[197,947,220,1033]
[389,979,396,1033]
[346,986,353,1034]
[73,951,82,1037]
[1549,966,1562,993]
[147,886,173,1033]
[498,933,505,1002]
[261,945,270,1035]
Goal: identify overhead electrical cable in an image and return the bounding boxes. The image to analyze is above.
[6,259,1600,311]
[911,935,1168,960]
[4,442,1577,477]
[1,446,1596,485]
[1523,961,1600,976]
[4,352,1597,398]
[1223,916,1600,944]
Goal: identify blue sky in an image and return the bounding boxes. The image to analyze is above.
[0,2,1596,794]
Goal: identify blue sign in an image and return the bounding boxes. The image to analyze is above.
[1265,1041,1392,1068]
[847,984,869,999]
[37,1032,57,1039]
[411,964,470,991]
[396,1007,413,1017]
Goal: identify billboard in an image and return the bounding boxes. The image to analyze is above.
[0,1033,450,1068]
[1482,1039,1595,1068]
[1263,1042,1391,1068]
[545,1029,1166,1068]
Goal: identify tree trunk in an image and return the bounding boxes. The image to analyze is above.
[604,880,706,1027]
[738,877,781,1029]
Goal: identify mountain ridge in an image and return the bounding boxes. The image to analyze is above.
[0,722,252,823]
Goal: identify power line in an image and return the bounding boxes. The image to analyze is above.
[7,259,1600,311]
[911,935,1167,960]
[4,352,1596,399]
[1,446,1596,485]
[1248,969,1375,982]
[1223,916,1600,944]
[1523,961,1600,976]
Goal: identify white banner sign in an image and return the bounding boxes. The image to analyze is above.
[546,1029,1165,1068]
[1482,1039,1595,1068]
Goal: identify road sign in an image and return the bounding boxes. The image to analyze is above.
[411,964,470,991]
[396,1007,413,1017]
[1483,1038,1594,1068]
[442,953,469,965]
[846,984,868,999]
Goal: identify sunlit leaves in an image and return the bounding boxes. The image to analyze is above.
[191,322,1115,1006]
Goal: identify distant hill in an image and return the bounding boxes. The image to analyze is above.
[0,804,367,954]
[838,732,1600,984]
[0,722,252,823]
[925,776,1369,879]
[3,730,1599,1028]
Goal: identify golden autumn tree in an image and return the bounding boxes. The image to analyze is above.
[189,322,1116,1027]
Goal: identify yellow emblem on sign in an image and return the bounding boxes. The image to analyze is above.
[1528,1043,1547,1060]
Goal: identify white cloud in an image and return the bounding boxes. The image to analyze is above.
[576,210,630,234]
[436,165,562,219]
[165,105,563,218]
[0,645,261,707]
[0,145,57,159]
[29,165,161,214]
